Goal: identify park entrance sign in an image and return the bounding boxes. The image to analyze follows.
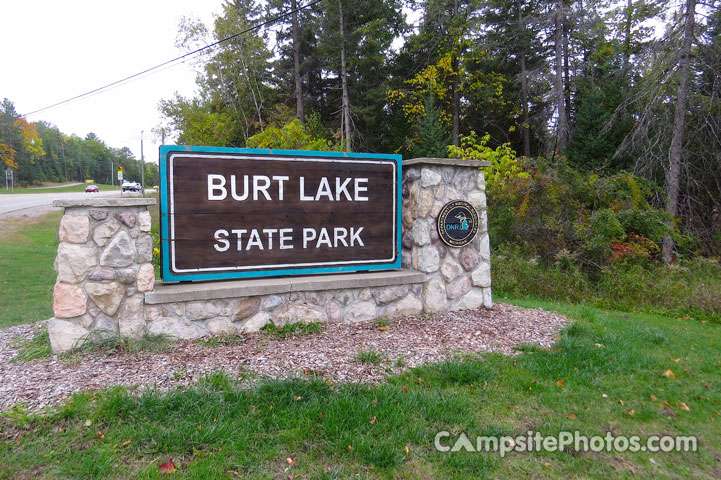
[159,146,402,282]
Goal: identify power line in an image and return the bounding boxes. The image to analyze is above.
[20,0,324,119]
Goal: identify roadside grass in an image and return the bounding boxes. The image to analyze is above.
[9,327,51,362]
[0,212,60,328]
[0,183,120,194]
[2,299,720,479]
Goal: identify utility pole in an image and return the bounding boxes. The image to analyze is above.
[140,130,145,198]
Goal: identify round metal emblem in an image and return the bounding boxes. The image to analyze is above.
[437,200,479,247]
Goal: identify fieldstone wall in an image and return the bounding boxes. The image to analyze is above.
[48,198,157,352]
[401,158,492,311]
[47,159,493,353]
[143,281,426,339]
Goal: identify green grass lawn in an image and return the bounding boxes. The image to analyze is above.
[0,212,60,328]
[0,183,120,194]
[1,299,719,479]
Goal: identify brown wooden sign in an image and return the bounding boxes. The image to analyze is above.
[159,147,401,281]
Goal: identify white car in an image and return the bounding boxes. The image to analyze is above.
[121,180,142,192]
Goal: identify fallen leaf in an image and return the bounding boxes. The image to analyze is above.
[96,432,105,440]
[673,358,681,363]
[619,399,624,406]
[269,405,274,411]
[661,401,672,407]
[319,412,325,419]
[159,458,177,474]
[303,369,311,375]
[347,445,352,451]
[556,380,565,388]
[662,369,676,379]
[286,457,295,466]
[417,377,424,384]
[370,416,376,424]
[650,394,658,402]
[378,327,388,331]
[512,360,517,366]
[679,402,691,411]
[402,386,408,393]
[84,419,92,427]
[122,440,132,447]
[594,343,605,348]
[627,409,636,416]
[293,396,302,401]
[567,414,577,420]
[602,393,608,398]
[543,462,552,467]
[405,445,410,455]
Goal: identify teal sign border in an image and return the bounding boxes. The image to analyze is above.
[159,145,402,282]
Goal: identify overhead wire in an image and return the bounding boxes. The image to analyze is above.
[20,0,325,118]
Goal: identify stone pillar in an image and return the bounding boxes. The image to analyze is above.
[48,198,157,352]
[401,158,492,312]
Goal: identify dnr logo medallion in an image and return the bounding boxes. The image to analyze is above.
[437,200,479,248]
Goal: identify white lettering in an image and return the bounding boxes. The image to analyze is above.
[335,177,352,201]
[354,178,368,201]
[230,174,249,201]
[246,229,264,250]
[272,176,289,201]
[231,229,247,250]
[350,227,364,246]
[213,229,230,252]
[302,228,317,248]
[208,174,227,200]
[334,227,348,247]
[262,228,278,249]
[279,228,293,249]
[315,177,334,201]
[316,228,332,248]
[299,177,314,201]
[253,175,271,201]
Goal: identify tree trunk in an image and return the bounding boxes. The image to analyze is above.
[451,0,460,147]
[662,0,696,263]
[291,0,304,123]
[554,0,569,152]
[517,0,531,157]
[338,0,351,152]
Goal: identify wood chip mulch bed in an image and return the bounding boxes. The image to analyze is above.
[0,303,567,411]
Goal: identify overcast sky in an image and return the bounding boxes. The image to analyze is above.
[0,0,226,163]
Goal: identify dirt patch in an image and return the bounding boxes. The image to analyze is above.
[0,303,567,411]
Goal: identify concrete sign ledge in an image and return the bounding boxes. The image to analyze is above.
[146,269,426,305]
[53,198,157,208]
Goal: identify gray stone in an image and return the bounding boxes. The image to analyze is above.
[55,244,97,283]
[126,287,137,297]
[382,294,422,318]
[100,230,135,267]
[90,314,117,334]
[440,255,464,282]
[88,268,115,282]
[446,275,471,299]
[145,305,163,323]
[239,312,270,333]
[85,282,125,316]
[453,170,477,191]
[207,317,237,335]
[411,219,431,246]
[306,291,327,306]
[272,303,327,326]
[163,303,185,317]
[417,189,434,218]
[333,290,354,306]
[344,301,377,323]
[471,262,492,288]
[92,219,121,247]
[482,288,493,308]
[479,234,491,261]
[459,247,481,271]
[417,245,440,273]
[402,231,413,250]
[357,288,372,301]
[89,210,108,221]
[430,220,439,242]
[440,165,456,183]
[232,297,261,321]
[422,277,448,312]
[480,210,488,233]
[430,201,444,218]
[58,215,90,244]
[136,234,153,263]
[435,241,448,258]
[326,301,342,323]
[402,206,414,230]
[147,317,208,339]
[71,313,94,329]
[186,301,222,321]
[115,268,136,284]
[442,186,462,203]
[114,211,137,228]
[468,192,486,211]
[48,318,89,353]
[401,252,412,269]
[420,168,442,187]
[118,297,146,339]
[459,289,484,310]
[262,295,284,310]
[129,229,139,239]
[477,171,487,192]
[372,285,410,305]
[404,167,421,181]
[138,211,152,232]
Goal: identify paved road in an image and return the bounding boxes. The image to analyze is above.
[0,190,152,215]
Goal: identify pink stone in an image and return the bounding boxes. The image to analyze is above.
[58,215,89,243]
[53,283,87,318]
[136,263,155,292]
